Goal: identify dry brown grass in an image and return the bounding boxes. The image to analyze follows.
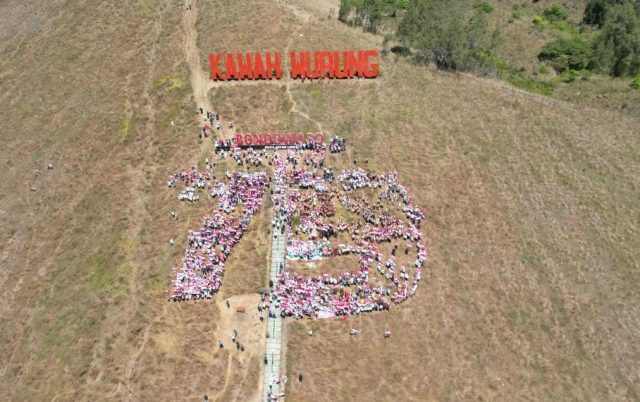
[0,0,639,401]
[0,0,239,400]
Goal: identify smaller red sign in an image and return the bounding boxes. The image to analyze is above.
[234,132,325,147]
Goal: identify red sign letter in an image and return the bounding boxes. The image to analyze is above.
[313,51,332,79]
[360,50,379,78]
[235,133,244,146]
[208,53,225,80]
[333,51,349,79]
[226,53,239,80]
[266,52,282,80]
[254,52,267,79]
[290,51,312,79]
[347,51,362,78]
[237,53,254,80]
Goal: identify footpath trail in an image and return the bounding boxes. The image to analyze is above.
[181,1,338,399]
[182,0,213,123]
[181,1,286,400]
[263,209,287,401]
[182,1,267,401]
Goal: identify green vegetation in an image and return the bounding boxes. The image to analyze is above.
[532,15,547,28]
[584,0,611,27]
[632,76,640,89]
[559,69,581,83]
[477,0,494,14]
[506,72,555,95]
[590,2,640,77]
[339,0,408,33]
[542,3,568,22]
[511,4,525,21]
[536,0,640,78]
[396,0,495,72]
[339,0,496,72]
[539,37,593,72]
[120,116,133,140]
[338,0,640,96]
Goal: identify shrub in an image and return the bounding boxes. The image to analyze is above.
[508,73,555,95]
[533,15,547,27]
[477,1,494,14]
[543,4,568,22]
[559,69,579,82]
[539,64,549,74]
[632,76,640,89]
[338,0,352,23]
[494,57,508,71]
[390,45,411,56]
[538,37,593,72]
[511,4,524,20]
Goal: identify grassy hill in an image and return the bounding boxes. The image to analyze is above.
[0,0,639,400]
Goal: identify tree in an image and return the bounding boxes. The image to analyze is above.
[592,3,640,76]
[359,0,383,33]
[584,0,640,27]
[396,0,493,72]
[584,0,614,27]
[339,0,352,23]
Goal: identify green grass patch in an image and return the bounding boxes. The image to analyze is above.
[511,4,525,20]
[86,245,130,298]
[32,138,54,162]
[507,72,555,95]
[150,76,186,93]
[120,116,133,140]
[509,308,533,333]
[542,3,568,22]
[476,0,494,14]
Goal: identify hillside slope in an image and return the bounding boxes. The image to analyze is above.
[0,0,639,401]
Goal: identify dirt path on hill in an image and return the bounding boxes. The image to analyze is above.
[182,0,213,127]
[182,0,333,139]
[281,21,326,135]
[209,294,265,402]
[181,2,267,400]
[177,1,338,399]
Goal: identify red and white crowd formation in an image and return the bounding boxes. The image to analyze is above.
[167,171,269,301]
[270,156,427,318]
[166,129,427,316]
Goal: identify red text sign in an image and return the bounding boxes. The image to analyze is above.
[234,132,325,147]
[209,50,379,81]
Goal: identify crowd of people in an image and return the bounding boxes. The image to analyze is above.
[214,138,234,152]
[167,171,269,301]
[166,126,427,316]
[165,84,427,402]
[286,239,333,260]
[269,156,427,318]
[197,108,232,140]
[329,136,346,153]
[167,167,210,189]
